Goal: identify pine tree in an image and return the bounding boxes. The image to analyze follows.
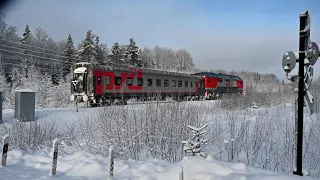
[78,30,97,64]
[63,34,76,78]
[20,24,32,78]
[125,38,142,67]
[94,36,105,65]
[51,62,60,85]
[107,42,125,66]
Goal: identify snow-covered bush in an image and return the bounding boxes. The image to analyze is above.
[0,118,68,152]
[182,124,209,158]
[67,99,209,162]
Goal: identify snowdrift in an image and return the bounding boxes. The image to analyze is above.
[0,149,313,180]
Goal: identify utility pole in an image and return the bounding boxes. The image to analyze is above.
[281,10,319,176]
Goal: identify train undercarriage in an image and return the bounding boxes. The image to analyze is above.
[71,90,228,108]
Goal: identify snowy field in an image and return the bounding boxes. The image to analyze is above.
[0,99,319,179]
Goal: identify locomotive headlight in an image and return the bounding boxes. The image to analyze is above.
[70,95,75,101]
[83,95,88,102]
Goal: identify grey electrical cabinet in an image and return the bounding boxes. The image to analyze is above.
[0,91,2,124]
[14,90,36,122]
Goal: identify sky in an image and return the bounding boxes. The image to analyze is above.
[1,0,320,81]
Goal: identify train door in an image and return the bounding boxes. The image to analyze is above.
[94,72,103,95]
[197,78,205,95]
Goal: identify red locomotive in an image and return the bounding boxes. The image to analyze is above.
[70,62,243,106]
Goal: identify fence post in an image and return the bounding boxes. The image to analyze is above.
[179,166,184,180]
[1,134,9,166]
[49,138,60,176]
[108,145,114,180]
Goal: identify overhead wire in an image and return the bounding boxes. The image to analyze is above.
[0,48,73,65]
[0,43,74,62]
[0,38,70,55]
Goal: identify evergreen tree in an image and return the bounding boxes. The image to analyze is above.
[20,24,32,78]
[125,38,142,67]
[95,36,105,65]
[107,42,125,66]
[51,62,60,85]
[78,30,97,64]
[63,34,76,78]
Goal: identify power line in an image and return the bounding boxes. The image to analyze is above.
[0,44,75,61]
[2,55,73,66]
[0,48,71,64]
[0,38,70,55]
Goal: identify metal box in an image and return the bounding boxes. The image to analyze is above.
[14,89,35,122]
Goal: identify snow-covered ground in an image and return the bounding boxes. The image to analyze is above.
[0,149,314,180]
[0,100,318,179]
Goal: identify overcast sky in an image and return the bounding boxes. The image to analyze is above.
[2,0,320,80]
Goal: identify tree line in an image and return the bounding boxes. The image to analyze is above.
[0,14,195,85]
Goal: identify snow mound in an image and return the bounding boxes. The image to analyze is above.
[0,150,313,180]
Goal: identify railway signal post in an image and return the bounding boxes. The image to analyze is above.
[281,10,319,176]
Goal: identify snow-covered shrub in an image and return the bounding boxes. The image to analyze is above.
[182,124,209,158]
[0,118,68,152]
[68,98,209,162]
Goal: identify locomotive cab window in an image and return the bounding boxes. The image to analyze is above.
[172,80,176,87]
[127,78,133,86]
[147,79,153,86]
[138,78,143,86]
[164,80,169,87]
[115,77,122,86]
[156,79,161,87]
[104,76,110,86]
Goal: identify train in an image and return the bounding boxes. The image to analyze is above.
[70,62,244,107]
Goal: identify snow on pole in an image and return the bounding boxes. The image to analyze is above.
[179,166,184,180]
[1,134,9,167]
[49,138,60,176]
[108,145,114,180]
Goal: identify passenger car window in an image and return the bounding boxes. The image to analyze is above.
[104,76,110,85]
[164,80,169,87]
[172,80,176,87]
[147,79,153,86]
[156,79,161,87]
[127,78,133,86]
[138,78,143,86]
[115,77,122,86]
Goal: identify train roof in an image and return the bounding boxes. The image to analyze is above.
[73,62,202,79]
[193,72,242,80]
